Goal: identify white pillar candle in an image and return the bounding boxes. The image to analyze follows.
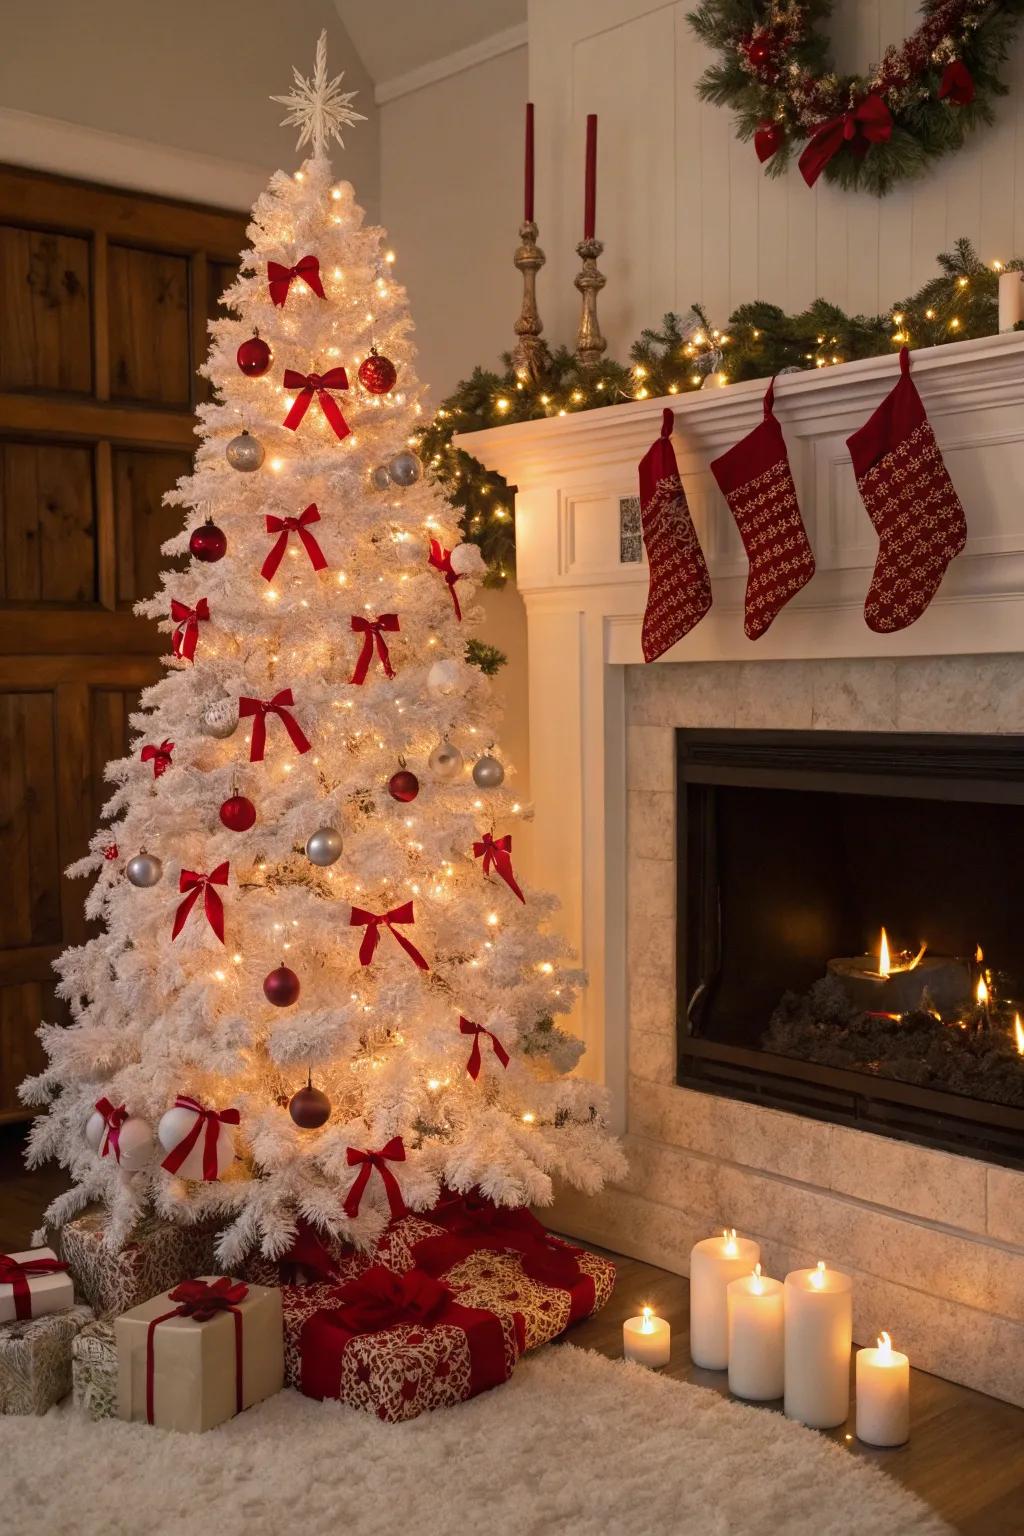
[689,1229,760,1370]
[727,1263,785,1401]
[623,1306,671,1368]
[784,1260,853,1428]
[998,270,1023,332]
[856,1332,910,1446]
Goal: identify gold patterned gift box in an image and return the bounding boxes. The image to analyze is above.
[0,1304,94,1415]
[71,1319,117,1421]
[61,1212,220,1318]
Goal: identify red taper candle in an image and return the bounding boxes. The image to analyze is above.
[525,102,535,222]
[584,113,598,239]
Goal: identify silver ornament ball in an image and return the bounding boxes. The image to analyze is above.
[126,852,163,887]
[226,430,265,472]
[371,464,392,491]
[428,741,463,780]
[305,826,344,867]
[387,450,422,488]
[201,698,239,739]
[472,754,505,789]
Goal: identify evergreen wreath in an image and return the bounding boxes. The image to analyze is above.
[687,0,1024,193]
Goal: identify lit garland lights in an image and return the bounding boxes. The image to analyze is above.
[417,240,1022,581]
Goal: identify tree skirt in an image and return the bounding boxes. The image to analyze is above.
[1,1345,950,1536]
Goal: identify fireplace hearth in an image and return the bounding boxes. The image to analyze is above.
[678,730,1024,1165]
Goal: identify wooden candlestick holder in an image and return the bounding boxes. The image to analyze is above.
[574,236,607,368]
[511,220,550,383]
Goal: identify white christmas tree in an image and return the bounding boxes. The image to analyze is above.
[21,35,624,1265]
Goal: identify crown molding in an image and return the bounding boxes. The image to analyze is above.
[374,23,527,106]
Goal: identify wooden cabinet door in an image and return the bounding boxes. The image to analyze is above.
[0,166,246,1120]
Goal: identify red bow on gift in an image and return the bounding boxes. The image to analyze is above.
[238,689,311,762]
[415,1192,583,1289]
[171,598,210,662]
[350,613,399,684]
[350,901,429,970]
[282,367,350,440]
[343,1137,407,1219]
[146,1277,248,1425]
[798,93,893,187]
[334,1265,450,1332]
[473,832,525,904]
[459,1018,510,1081]
[0,1252,69,1322]
[94,1097,128,1161]
[160,1095,240,1179]
[172,863,229,943]
[427,540,463,622]
[939,59,974,106]
[261,504,328,581]
[141,740,174,779]
[268,254,324,307]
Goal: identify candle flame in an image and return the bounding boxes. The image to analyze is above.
[976,943,984,965]
[977,975,989,1007]
[723,1227,738,1256]
[641,1305,653,1333]
[752,1262,763,1295]
[878,927,891,978]
[878,1330,893,1357]
[1014,1014,1024,1055]
[810,1260,826,1290]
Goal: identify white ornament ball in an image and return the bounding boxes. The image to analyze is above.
[388,449,422,487]
[371,465,391,491]
[226,430,265,472]
[305,826,343,866]
[427,659,464,696]
[449,542,486,578]
[126,852,163,887]
[157,1105,236,1181]
[393,534,422,568]
[85,1111,155,1173]
[472,754,505,789]
[428,741,463,780]
[200,698,239,739]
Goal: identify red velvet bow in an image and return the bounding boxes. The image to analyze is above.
[427,540,463,621]
[334,1265,450,1332]
[798,93,893,187]
[261,504,328,581]
[343,1137,407,1219]
[755,119,783,164]
[267,254,324,307]
[459,1017,510,1080]
[141,740,174,778]
[350,613,399,684]
[282,367,350,440]
[276,1219,344,1283]
[170,598,210,662]
[94,1097,128,1161]
[473,832,525,904]
[238,689,311,762]
[414,1192,583,1289]
[0,1252,69,1321]
[939,59,974,106]
[172,863,229,943]
[146,1277,248,1425]
[159,1095,240,1179]
[350,901,429,970]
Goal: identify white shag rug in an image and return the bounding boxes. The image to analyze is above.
[2,1345,951,1536]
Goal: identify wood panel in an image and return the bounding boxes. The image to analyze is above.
[113,448,190,606]
[0,226,92,394]
[0,690,60,949]
[90,686,141,823]
[108,245,191,406]
[0,440,96,603]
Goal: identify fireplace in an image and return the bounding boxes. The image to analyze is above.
[678,730,1024,1165]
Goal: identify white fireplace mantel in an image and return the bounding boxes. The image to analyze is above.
[458,334,1024,1126]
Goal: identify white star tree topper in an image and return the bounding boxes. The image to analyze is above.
[271,29,366,159]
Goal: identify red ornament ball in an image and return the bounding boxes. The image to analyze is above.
[388,769,419,803]
[237,333,272,377]
[357,348,397,395]
[219,794,256,833]
[189,520,227,563]
[264,964,300,1007]
[103,844,119,862]
[288,1079,331,1129]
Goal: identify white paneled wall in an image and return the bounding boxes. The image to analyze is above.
[530,0,1024,353]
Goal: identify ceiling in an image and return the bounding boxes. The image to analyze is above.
[333,0,526,89]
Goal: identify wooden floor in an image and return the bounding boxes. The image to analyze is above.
[3,1125,1022,1536]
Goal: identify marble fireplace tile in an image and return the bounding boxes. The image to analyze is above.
[627,663,738,729]
[626,915,675,985]
[627,726,675,792]
[629,1032,677,1084]
[627,791,675,861]
[628,1080,832,1185]
[627,856,675,923]
[828,1125,987,1235]
[733,662,814,729]
[809,659,898,731]
[628,972,676,1037]
[895,654,1024,733]
[987,1165,1024,1246]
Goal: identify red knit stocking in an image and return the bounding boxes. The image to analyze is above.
[638,408,712,662]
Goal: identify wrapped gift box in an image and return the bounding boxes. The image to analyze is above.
[116,1277,283,1433]
[0,1247,74,1324]
[72,1319,117,1421]
[0,1304,94,1415]
[61,1212,220,1318]
[241,1213,440,1289]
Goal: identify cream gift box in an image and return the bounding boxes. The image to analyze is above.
[0,1247,74,1324]
[116,1276,283,1433]
[0,1304,94,1415]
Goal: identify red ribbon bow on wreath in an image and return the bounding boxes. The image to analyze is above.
[145,1277,248,1425]
[427,540,463,621]
[459,1017,510,1081]
[0,1252,69,1322]
[473,832,525,904]
[350,614,399,684]
[938,59,974,106]
[261,504,328,581]
[350,901,429,970]
[159,1095,240,1179]
[141,740,175,779]
[171,599,210,662]
[94,1097,128,1161]
[282,367,351,440]
[268,254,324,307]
[172,863,229,943]
[335,1264,450,1332]
[238,689,311,762]
[343,1137,407,1219]
[799,93,893,187]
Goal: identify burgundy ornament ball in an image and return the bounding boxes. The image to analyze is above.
[388,768,419,803]
[189,520,227,563]
[237,332,272,377]
[357,347,397,395]
[288,1077,331,1129]
[219,793,256,833]
[264,963,300,1007]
